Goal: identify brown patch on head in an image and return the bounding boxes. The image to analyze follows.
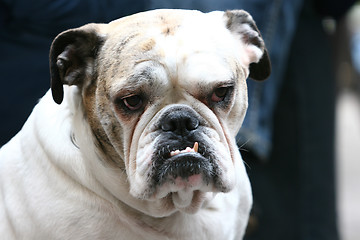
[140,38,156,52]
[162,26,179,36]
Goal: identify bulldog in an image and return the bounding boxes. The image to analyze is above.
[0,9,270,240]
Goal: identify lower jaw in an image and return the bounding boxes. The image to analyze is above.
[172,190,195,209]
[171,190,214,213]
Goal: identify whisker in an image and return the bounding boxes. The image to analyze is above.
[237,137,252,151]
[237,138,252,170]
[243,160,251,170]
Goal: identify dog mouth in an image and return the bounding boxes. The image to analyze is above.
[150,140,218,194]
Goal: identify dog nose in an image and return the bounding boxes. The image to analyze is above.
[161,110,199,135]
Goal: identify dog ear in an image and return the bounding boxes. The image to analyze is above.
[224,10,271,81]
[49,24,104,104]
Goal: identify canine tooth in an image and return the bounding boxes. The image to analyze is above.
[193,142,199,153]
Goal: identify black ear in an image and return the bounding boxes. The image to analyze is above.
[49,24,104,104]
[249,49,271,81]
[224,10,271,81]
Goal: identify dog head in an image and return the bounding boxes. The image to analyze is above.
[49,9,270,215]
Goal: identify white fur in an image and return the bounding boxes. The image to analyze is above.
[0,87,251,239]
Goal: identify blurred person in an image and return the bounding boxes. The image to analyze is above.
[242,1,354,239]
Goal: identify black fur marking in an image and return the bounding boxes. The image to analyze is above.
[115,34,138,55]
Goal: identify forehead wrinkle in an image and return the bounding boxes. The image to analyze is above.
[112,61,170,97]
[119,73,153,94]
[195,77,237,95]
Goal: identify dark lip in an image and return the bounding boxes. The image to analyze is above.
[151,142,216,187]
[157,152,213,180]
[144,138,231,199]
[146,132,227,197]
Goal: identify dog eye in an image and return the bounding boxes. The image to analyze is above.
[123,95,143,111]
[211,87,229,102]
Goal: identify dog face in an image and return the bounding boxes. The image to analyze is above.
[49,9,270,214]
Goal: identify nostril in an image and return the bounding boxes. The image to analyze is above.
[161,120,175,132]
[185,118,199,131]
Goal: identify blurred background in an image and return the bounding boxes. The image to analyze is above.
[334,3,360,240]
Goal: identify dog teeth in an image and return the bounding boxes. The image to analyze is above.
[193,142,198,153]
[170,142,199,157]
